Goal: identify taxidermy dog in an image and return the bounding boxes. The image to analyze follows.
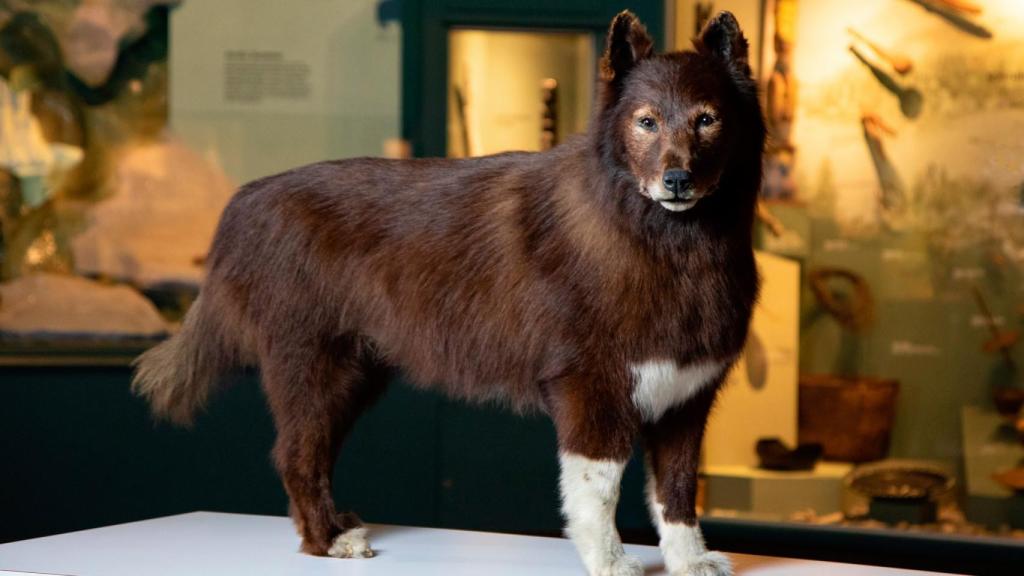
[133,11,764,576]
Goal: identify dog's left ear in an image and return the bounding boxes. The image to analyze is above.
[600,11,654,93]
[696,11,752,78]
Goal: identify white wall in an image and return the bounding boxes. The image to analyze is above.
[170,0,400,184]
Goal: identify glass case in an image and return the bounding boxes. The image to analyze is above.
[0,0,400,361]
[673,0,1024,555]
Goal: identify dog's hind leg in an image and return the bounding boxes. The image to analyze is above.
[545,373,643,576]
[260,333,388,558]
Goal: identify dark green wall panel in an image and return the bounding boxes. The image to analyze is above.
[0,368,440,543]
[0,366,654,544]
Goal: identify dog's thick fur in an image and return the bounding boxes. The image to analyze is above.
[133,11,764,575]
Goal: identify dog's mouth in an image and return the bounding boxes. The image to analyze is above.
[647,177,725,213]
[658,198,699,212]
[643,182,705,212]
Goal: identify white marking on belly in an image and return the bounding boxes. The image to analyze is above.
[630,359,727,422]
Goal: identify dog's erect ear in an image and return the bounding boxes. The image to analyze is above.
[600,11,654,89]
[696,11,751,76]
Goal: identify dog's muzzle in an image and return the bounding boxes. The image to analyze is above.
[656,169,699,211]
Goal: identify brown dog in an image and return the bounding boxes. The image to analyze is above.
[133,11,763,576]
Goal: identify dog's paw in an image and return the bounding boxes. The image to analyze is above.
[595,554,644,576]
[327,527,375,559]
[675,551,732,576]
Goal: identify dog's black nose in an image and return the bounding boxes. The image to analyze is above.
[662,169,692,194]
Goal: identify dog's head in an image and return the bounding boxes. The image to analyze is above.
[596,11,762,214]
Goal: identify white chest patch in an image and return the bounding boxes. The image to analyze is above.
[630,360,728,422]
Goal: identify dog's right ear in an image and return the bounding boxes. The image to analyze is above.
[599,11,654,99]
[696,11,752,79]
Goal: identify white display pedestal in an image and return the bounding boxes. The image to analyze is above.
[0,512,953,575]
[706,462,854,518]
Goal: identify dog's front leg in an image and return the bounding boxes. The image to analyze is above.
[644,385,732,576]
[548,375,642,576]
[559,453,639,576]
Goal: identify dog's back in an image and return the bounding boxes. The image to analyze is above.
[170,143,600,408]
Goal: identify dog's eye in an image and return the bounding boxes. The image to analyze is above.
[637,116,657,131]
[696,113,716,128]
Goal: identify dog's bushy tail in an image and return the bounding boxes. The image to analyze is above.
[131,295,234,426]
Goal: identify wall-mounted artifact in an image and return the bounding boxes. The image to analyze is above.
[972,285,1019,368]
[744,328,768,389]
[933,0,983,15]
[755,202,786,238]
[973,285,1024,431]
[793,0,1019,235]
[762,0,798,201]
[860,112,907,226]
[808,266,875,332]
[846,28,913,76]
[539,78,558,151]
[451,83,471,157]
[904,0,991,39]
[849,45,923,119]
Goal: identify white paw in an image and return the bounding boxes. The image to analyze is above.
[595,554,644,576]
[676,551,732,576]
[327,527,375,559]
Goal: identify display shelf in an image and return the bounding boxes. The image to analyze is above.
[705,462,854,517]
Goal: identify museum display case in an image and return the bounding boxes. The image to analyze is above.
[446,28,593,157]
[691,0,1024,548]
[2,1,1023,573]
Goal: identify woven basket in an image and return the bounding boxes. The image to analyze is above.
[798,374,899,462]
